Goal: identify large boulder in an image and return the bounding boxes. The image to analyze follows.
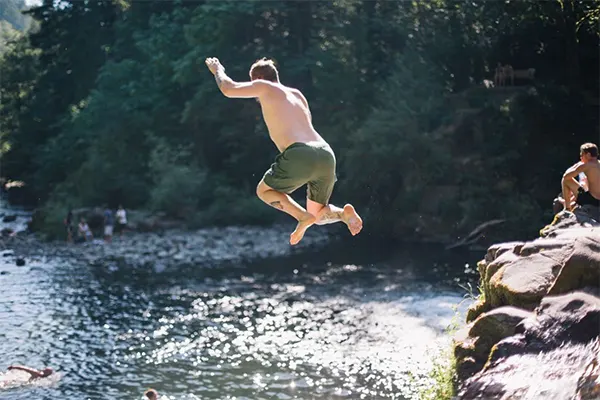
[2,215,17,223]
[467,210,600,323]
[456,208,600,399]
[547,234,600,295]
[458,292,600,400]
[520,291,600,346]
[454,306,531,381]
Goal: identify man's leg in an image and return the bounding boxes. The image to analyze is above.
[306,198,363,236]
[561,177,582,211]
[256,180,315,245]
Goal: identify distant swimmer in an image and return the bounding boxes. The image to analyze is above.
[205,57,363,245]
[144,388,159,399]
[7,365,54,381]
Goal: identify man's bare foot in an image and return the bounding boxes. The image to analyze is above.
[290,213,316,245]
[343,204,363,236]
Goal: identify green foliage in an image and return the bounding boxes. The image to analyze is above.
[416,305,463,400]
[0,0,599,238]
[193,184,278,228]
[35,190,80,240]
[148,139,207,218]
[0,0,31,32]
[419,346,457,400]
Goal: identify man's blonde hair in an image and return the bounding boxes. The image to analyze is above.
[249,58,279,82]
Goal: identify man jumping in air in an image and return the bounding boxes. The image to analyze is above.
[205,57,362,245]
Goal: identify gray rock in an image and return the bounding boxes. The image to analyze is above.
[1,228,14,237]
[460,292,600,399]
[459,207,600,399]
[454,306,532,381]
[2,215,17,222]
[469,211,600,323]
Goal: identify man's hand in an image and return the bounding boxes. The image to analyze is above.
[205,57,224,75]
[204,57,268,98]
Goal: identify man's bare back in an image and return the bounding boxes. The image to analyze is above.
[580,160,600,199]
[258,83,324,152]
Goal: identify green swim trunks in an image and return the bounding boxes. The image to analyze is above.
[263,141,337,205]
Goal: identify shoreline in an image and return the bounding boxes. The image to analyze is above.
[0,223,336,271]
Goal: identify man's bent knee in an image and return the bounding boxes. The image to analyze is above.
[257,180,282,201]
[256,181,269,200]
[306,198,326,217]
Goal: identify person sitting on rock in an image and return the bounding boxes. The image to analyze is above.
[7,365,53,381]
[561,142,600,211]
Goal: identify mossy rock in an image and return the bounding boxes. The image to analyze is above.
[487,250,565,310]
[455,307,531,381]
[455,356,481,382]
[469,306,531,341]
[466,297,491,323]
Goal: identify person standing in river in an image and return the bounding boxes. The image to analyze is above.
[205,57,363,245]
[103,206,114,243]
[561,142,600,211]
[78,218,93,242]
[115,204,127,238]
[64,209,74,243]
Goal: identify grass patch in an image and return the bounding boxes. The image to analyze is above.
[417,282,484,400]
[459,281,485,304]
[419,345,457,400]
[416,306,462,400]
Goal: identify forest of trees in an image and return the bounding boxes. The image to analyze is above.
[0,0,32,53]
[1,0,599,241]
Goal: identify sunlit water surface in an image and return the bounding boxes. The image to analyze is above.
[0,241,476,400]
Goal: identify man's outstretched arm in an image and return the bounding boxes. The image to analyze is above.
[206,57,269,99]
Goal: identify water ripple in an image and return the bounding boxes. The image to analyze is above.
[0,245,473,399]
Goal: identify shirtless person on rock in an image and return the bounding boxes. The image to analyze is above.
[205,57,362,245]
[561,142,600,211]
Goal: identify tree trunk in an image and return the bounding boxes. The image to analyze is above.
[563,0,581,87]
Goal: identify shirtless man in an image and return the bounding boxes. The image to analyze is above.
[7,365,53,381]
[561,142,600,211]
[205,57,362,245]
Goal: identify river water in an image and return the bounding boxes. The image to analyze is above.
[0,237,477,400]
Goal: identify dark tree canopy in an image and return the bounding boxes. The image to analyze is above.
[1,0,599,241]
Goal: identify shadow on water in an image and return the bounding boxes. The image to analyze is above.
[0,237,482,400]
